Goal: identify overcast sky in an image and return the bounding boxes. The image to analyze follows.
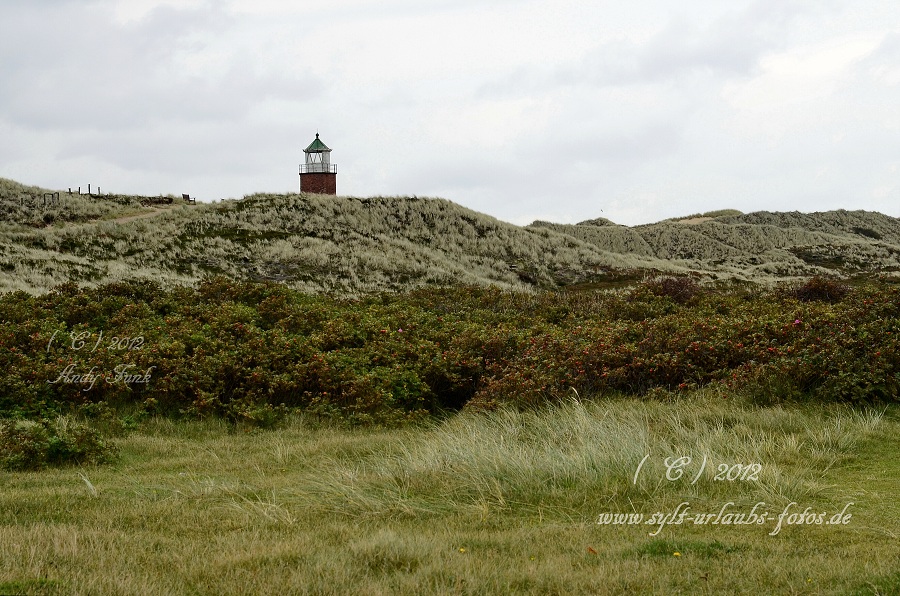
[1,0,898,226]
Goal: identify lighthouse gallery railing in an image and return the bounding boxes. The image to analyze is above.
[300,164,337,174]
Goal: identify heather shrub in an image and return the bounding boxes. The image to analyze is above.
[45,416,117,466]
[638,276,703,305]
[0,279,896,424]
[0,417,116,471]
[0,420,49,470]
[77,401,146,435]
[787,275,851,303]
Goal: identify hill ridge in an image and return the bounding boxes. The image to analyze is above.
[1,177,898,294]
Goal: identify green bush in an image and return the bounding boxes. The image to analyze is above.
[0,417,116,471]
[0,420,50,471]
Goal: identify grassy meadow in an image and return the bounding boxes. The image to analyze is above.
[1,395,898,595]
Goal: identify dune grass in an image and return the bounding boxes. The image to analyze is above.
[1,392,897,595]
[3,175,900,295]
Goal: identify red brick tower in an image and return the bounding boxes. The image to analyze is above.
[299,133,337,194]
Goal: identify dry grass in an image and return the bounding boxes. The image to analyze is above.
[1,393,897,594]
[2,177,899,296]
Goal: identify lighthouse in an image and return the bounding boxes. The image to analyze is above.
[299,133,337,195]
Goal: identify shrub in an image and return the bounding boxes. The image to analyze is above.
[0,420,49,470]
[632,276,702,305]
[788,276,851,303]
[0,417,117,471]
[852,226,882,240]
[0,278,896,424]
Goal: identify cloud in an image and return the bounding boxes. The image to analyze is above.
[0,1,322,132]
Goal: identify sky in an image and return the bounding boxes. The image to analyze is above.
[1,0,898,226]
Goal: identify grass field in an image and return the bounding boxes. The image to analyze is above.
[1,392,897,595]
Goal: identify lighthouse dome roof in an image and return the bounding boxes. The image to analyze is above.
[304,133,331,153]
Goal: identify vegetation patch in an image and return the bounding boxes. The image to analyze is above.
[1,277,897,426]
[789,246,847,269]
[786,275,852,303]
[632,539,747,559]
[181,226,294,244]
[631,275,702,305]
[852,226,882,240]
[0,578,62,595]
[0,417,117,471]
[848,571,900,596]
